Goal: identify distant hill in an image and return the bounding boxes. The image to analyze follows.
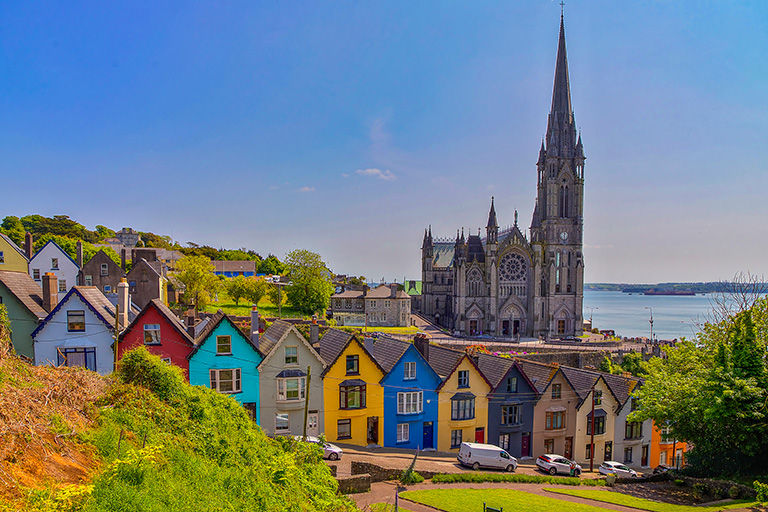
[586,282,768,294]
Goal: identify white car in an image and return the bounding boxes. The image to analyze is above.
[457,442,518,472]
[536,454,582,476]
[599,461,638,478]
[294,436,343,460]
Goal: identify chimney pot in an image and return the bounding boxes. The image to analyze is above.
[414,332,430,360]
[42,273,58,313]
[250,306,260,349]
[120,249,127,270]
[24,232,34,260]
[310,314,319,344]
[117,278,129,330]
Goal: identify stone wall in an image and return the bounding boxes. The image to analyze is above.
[350,461,438,482]
[336,473,371,494]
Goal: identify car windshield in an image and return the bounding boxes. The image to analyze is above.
[617,465,629,471]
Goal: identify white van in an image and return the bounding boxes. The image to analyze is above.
[457,442,518,472]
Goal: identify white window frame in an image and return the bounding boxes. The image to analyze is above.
[209,368,242,393]
[285,346,298,365]
[216,335,232,354]
[397,423,409,443]
[277,377,306,401]
[33,268,40,280]
[51,258,59,270]
[58,279,67,293]
[275,413,290,433]
[403,361,416,380]
[100,263,109,276]
[143,324,162,344]
[397,391,423,414]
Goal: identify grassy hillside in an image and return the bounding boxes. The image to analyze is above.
[0,342,354,511]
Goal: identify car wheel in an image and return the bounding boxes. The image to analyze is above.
[505,465,515,473]
[328,453,339,461]
[574,469,581,476]
[549,467,557,475]
[472,462,480,471]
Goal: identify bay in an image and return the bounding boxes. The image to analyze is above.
[583,290,718,340]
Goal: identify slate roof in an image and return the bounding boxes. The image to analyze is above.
[0,233,27,260]
[365,285,410,299]
[370,336,410,373]
[425,344,464,379]
[317,328,353,366]
[259,319,294,357]
[213,260,257,273]
[559,366,600,401]
[30,239,80,268]
[476,353,515,389]
[332,289,365,299]
[0,270,47,318]
[602,372,638,407]
[190,310,261,357]
[431,243,455,268]
[32,286,119,337]
[516,359,559,393]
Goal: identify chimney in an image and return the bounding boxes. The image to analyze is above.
[117,278,129,330]
[310,314,319,344]
[24,232,34,260]
[42,273,58,312]
[120,249,127,270]
[187,323,196,338]
[251,306,260,348]
[414,332,430,361]
[76,241,83,268]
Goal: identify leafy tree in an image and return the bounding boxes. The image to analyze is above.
[631,301,768,477]
[0,216,26,246]
[173,256,220,311]
[219,248,262,262]
[225,275,250,306]
[139,231,174,249]
[244,277,268,305]
[268,282,286,307]
[598,356,620,375]
[258,254,284,275]
[32,234,120,266]
[283,249,334,316]
[620,352,647,376]
[95,224,116,240]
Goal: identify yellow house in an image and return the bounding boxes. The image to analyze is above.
[437,354,492,452]
[0,234,29,273]
[322,336,385,447]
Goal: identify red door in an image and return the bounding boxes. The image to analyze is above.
[475,427,485,443]
[521,433,531,457]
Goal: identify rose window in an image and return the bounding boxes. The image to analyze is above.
[499,254,526,282]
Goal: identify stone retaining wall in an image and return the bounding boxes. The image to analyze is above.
[336,473,371,494]
[350,461,439,482]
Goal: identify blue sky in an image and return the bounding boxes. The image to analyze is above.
[1,1,766,283]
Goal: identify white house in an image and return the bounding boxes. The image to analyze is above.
[32,285,131,376]
[613,381,652,469]
[29,240,80,300]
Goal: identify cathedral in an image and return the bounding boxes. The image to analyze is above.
[419,14,585,339]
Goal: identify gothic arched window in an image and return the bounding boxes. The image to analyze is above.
[467,269,483,297]
[559,185,569,218]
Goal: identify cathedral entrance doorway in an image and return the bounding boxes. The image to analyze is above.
[501,320,521,336]
[469,320,479,336]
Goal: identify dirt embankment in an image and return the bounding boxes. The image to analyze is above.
[0,352,109,502]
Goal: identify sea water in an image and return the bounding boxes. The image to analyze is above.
[583,290,722,340]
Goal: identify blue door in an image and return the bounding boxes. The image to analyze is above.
[423,422,434,449]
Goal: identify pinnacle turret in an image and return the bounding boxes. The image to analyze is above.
[486,197,498,229]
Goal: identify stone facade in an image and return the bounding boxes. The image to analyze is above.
[330,284,411,327]
[419,16,584,339]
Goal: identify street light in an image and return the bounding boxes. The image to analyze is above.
[587,306,598,326]
[644,307,654,341]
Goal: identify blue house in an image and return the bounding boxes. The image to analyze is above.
[370,336,441,450]
[212,260,256,278]
[188,310,263,423]
[477,353,540,458]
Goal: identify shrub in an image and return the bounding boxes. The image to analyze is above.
[755,480,768,503]
[692,482,708,500]
[674,479,686,486]
[729,485,741,499]
[430,473,604,486]
[400,470,424,485]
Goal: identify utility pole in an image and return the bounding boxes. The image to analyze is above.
[302,365,311,440]
[645,307,654,341]
[589,384,595,472]
[114,302,120,370]
[277,283,282,318]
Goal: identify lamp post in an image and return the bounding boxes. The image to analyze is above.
[587,306,598,326]
[644,307,654,341]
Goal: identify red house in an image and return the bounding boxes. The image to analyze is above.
[118,298,196,376]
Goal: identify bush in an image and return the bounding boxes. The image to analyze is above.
[729,485,741,499]
[430,473,604,486]
[400,470,424,485]
[674,479,686,486]
[755,480,768,503]
[692,482,708,500]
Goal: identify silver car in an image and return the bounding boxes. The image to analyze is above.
[536,454,582,476]
[599,461,638,478]
[294,435,343,460]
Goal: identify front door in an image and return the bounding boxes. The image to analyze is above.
[513,320,521,336]
[502,320,510,335]
[557,320,566,335]
[422,422,434,450]
[604,441,613,462]
[307,413,319,436]
[474,427,484,443]
[564,437,573,459]
[366,416,379,445]
[641,445,649,467]
[469,320,478,335]
[521,433,530,457]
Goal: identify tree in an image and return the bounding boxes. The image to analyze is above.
[172,256,220,311]
[95,225,116,240]
[225,275,250,306]
[0,216,25,246]
[620,352,647,376]
[258,254,284,275]
[268,282,285,307]
[283,249,334,316]
[244,277,268,305]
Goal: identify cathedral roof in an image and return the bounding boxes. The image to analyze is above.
[431,242,455,268]
[466,235,485,263]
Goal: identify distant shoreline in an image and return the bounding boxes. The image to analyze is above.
[585,282,768,294]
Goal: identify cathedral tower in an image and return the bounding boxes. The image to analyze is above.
[530,13,585,338]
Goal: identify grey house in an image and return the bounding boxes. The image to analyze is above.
[477,354,540,459]
[78,250,125,293]
[256,318,326,437]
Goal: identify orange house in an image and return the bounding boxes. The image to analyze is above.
[649,421,688,468]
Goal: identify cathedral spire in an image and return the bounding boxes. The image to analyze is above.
[486,196,498,229]
[546,12,576,154]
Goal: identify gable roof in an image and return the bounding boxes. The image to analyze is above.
[0,233,27,261]
[320,334,385,377]
[32,286,117,337]
[516,359,559,393]
[476,353,515,389]
[119,298,194,345]
[256,319,324,370]
[82,249,123,271]
[317,328,353,366]
[189,310,261,358]
[369,336,410,373]
[212,260,257,273]
[559,366,600,402]
[436,353,493,391]
[0,270,47,318]
[127,258,165,279]
[30,239,80,268]
[425,343,464,379]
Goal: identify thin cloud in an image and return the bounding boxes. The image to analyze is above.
[355,168,396,181]
[299,186,316,192]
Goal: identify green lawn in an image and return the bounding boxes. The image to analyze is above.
[367,503,415,512]
[400,489,609,512]
[205,291,309,319]
[543,488,758,512]
[359,326,419,335]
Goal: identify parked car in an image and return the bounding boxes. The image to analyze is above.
[535,454,582,476]
[653,464,670,475]
[294,435,343,461]
[457,442,518,472]
[599,461,638,478]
